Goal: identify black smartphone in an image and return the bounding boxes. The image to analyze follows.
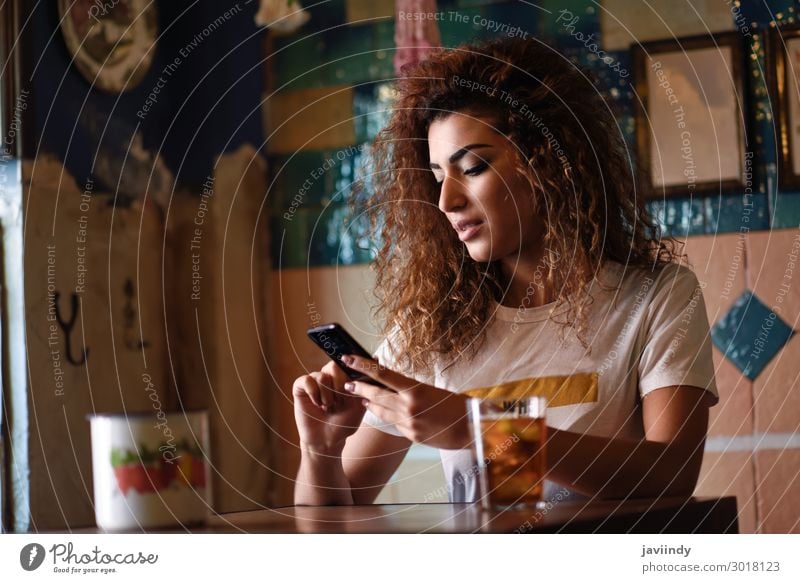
[306,323,387,388]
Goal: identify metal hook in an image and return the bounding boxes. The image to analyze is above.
[53,291,89,365]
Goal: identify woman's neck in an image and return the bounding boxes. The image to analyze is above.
[498,252,558,309]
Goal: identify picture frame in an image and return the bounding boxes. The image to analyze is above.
[767,23,800,190]
[631,33,749,198]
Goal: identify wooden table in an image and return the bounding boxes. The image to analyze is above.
[189,496,737,534]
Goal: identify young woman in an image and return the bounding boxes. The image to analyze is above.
[292,37,718,506]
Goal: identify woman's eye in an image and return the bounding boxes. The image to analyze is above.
[464,162,488,176]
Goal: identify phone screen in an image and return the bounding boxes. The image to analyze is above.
[306,323,387,388]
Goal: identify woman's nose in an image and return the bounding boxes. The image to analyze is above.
[437,174,467,213]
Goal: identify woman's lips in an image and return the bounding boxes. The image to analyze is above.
[455,220,483,242]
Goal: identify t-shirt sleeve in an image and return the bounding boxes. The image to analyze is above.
[637,264,719,404]
[361,335,405,437]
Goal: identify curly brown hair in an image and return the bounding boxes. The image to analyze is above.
[363,36,679,373]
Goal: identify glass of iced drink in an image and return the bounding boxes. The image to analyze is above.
[467,396,547,511]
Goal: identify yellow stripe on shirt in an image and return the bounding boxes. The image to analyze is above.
[463,372,599,407]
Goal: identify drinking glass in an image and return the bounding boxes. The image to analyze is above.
[467,396,547,511]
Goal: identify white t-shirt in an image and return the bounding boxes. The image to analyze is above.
[363,261,719,503]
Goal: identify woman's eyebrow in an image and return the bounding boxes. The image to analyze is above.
[429,143,493,169]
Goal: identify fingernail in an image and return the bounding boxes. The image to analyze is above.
[344,382,355,392]
[320,404,328,412]
[341,355,354,365]
[361,399,369,407]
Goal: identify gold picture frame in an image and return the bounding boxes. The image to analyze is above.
[768,23,800,190]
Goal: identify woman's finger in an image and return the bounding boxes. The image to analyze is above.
[321,359,350,392]
[341,354,416,391]
[293,375,322,408]
[310,372,334,409]
[344,380,402,409]
[363,399,404,427]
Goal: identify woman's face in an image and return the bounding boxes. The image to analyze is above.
[427,112,544,264]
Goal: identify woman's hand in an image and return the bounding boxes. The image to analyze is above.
[292,361,367,455]
[340,354,471,449]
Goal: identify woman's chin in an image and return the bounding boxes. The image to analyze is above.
[465,238,531,264]
[464,243,497,263]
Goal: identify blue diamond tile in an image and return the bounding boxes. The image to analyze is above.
[711,290,795,380]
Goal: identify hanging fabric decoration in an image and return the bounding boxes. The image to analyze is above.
[255,0,310,34]
[394,0,442,76]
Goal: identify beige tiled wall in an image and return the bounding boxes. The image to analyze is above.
[749,231,800,435]
[755,448,800,533]
[686,230,800,533]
